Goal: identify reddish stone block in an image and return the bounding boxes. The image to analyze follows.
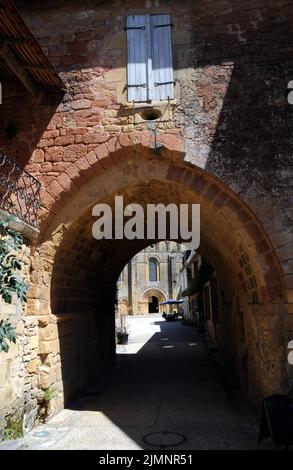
[189,174,209,194]
[92,99,112,107]
[160,133,182,152]
[237,209,253,225]
[63,144,87,162]
[54,135,75,146]
[75,156,91,172]
[40,162,53,173]
[40,189,55,209]
[226,197,243,213]
[128,132,142,146]
[42,130,59,139]
[82,132,109,144]
[76,157,96,181]
[95,143,109,161]
[203,183,221,202]
[66,127,87,136]
[52,162,71,172]
[37,138,54,148]
[119,133,132,148]
[44,146,63,162]
[167,165,185,183]
[46,180,64,201]
[75,135,83,144]
[139,130,153,149]
[213,192,230,209]
[106,137,122,155]
[180,169,193,186]
[56,173,73,191]
[86,152,104,175]
[65,163,80,180]
[245,221,264,243]
[32,149,45,163]
[26,163,40,174]
[86,151,98,166]
[254,239,271,255]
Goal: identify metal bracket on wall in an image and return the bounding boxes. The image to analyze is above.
[124,26,145,31]
[153,24,173,29]
[127,83,146,88]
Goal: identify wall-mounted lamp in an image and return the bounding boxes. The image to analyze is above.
[5,122,18,139]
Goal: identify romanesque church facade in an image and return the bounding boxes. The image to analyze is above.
[117,242,184,314]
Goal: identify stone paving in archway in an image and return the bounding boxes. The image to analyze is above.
[0,316,275,450]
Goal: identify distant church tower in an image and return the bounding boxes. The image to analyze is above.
[117,242,183,314]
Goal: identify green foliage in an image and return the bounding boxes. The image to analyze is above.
[181,258,214,324]
[3,418,23,440]
[0,216,28,305]
[0,216,28,353]
[43,386,55,402]
[0,320,16,353]
[182,258,214,297]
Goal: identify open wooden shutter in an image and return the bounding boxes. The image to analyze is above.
[150,14,174,101]
[126,15,149,102]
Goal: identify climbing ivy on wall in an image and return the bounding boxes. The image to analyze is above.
[182,258,213,298]
[0,216,28,352]
[181,257,214,326]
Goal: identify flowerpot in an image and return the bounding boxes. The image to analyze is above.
[119,333,129,345]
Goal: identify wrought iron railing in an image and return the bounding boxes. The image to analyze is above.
[0,153,41,229]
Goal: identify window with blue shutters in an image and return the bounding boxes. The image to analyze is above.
[126,14,174,103]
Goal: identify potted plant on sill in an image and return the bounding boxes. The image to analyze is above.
[117,328,129,344]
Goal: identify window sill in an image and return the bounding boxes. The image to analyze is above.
[121,99,178,109]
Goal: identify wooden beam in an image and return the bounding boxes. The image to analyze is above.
[0,40,40,96]
[24,63,48,71]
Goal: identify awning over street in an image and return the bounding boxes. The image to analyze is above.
[160,299,183,305]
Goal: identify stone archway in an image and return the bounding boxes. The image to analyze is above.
[30,134,289,414]
[142,288,167,314]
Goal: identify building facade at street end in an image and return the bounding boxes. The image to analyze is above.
[0,0,292,435]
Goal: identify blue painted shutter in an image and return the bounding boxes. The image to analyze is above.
[126,14,174,102]
[126,15,149,102]
[151,14,174,101]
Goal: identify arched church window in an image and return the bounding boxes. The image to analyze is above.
[149,258,158,282]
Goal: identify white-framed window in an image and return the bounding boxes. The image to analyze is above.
[126,14,174,103]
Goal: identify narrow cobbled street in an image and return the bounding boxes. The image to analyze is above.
[0,316,273,450]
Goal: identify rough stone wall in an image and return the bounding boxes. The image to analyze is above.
[0,0,291,427]
[0,0,289,287]
[38,310,115,412]
[0,239,39,437]
[1,0,289,304]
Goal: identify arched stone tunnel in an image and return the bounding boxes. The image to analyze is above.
[31,136,288,413]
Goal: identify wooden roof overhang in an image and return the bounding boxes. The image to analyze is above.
[0,0,65,97]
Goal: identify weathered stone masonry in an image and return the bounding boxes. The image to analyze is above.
[0,0,292,430]
[0,220,39,435]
